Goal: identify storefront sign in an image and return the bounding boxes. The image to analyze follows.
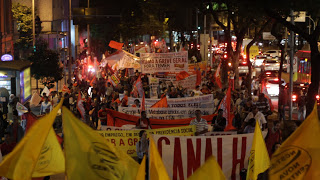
[20,67,31,103]
[140,52,188,73]
[1,54,13,61]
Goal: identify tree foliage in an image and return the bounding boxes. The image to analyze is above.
[12,3,33,50]
[28,39,63,88]
[119,0,167,41]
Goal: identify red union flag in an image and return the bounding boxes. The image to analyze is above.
[218,87,236,131]
[215,62,222,88]
[109,40,123,50]
[132,75,144,98]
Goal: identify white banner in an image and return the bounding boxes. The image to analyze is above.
[118,107,214,119]
[152,132,267,180]
[128,94,214,108]
[118,53,140,69]
[149,76,159,98]
[158,75,197,91]
[140,52,188,73]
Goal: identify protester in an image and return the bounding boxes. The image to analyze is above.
[97,104,108,129]
[211,109,226,131]
[0,132,16,156]
[255,93,271,120]
[243,118,256,133]
[136,111,151,129]
[190,110,208,136]
[136,130,149,163]
[40,96,52,115]
[243,106,267,130]
[265,121,282,157]
[6,110,24,144]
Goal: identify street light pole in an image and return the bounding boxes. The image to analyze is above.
[32,0,35,48]
[289,9,295,120]
[87,0,90,55]
[68,0,72,84]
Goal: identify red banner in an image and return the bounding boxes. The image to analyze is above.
[106,109,215,129]
[109,40,123,50]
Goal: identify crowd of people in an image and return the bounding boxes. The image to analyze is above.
[0,55,301,180]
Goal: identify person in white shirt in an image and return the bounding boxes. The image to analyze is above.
[40,96,52,115]
[243,106,267,130]
[190,110,208,136]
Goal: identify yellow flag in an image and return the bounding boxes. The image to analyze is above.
[149,136,170,180]
[32,128,65,177]
[136,155,146,180]
[246,120,270,180]
[269,103,320,179]
[0,100,63,180]
[188,156,226,180]
[62,107,139,180]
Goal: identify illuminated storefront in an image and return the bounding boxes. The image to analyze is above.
[0,60,32,103]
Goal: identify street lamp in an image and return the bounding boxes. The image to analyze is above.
[306,15,316,35]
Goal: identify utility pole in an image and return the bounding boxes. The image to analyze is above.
[196,8,198,46]
[68,0,72,84]
[87,0,90,55]
[32,0,35,49]
[289,9,295,120]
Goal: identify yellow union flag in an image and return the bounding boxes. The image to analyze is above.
[269,103,320,179]
[246,120,270,180]
[149,136,170,180]
[188,156,226,180]
[62,107,139,180]
[0,100,63,180]
[135,155,146,180]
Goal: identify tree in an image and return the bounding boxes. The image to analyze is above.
[12,3,33,57]
[264,1,320,115]
[28,39,63,88]
[119,0,168,42]
[207,0,267,89]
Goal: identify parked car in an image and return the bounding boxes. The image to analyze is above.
[262,59,280,71]
[263,50,281,57]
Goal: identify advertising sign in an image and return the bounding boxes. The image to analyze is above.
[20,67,31,103]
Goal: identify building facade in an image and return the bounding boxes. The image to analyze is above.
[0,0,14,57]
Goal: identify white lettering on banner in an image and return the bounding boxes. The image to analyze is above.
[152,132,267,180]
[119,107,214,119]
[205,131,237,136]
[128,94,214,107]
[140,52,188,73]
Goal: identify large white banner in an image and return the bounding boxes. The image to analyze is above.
[118,107,214,119]
[158,75,197,91]
[128,94,214,108]
[140,52,188,73]
[149,76,159,98]
[152,132,267,180]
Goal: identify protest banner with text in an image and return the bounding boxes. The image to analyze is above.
[152,132,267,180]
[98,126,196,158]
[106,109,215,128]
[140,52,188,73]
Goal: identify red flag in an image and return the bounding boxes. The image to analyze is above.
[109,40,123,50]
[141,93,146,112]
[196,69,201,86]
[176,71,190,81]
[215,62,222,88]
[62,85,70,93]
[90,76,96,87]
[262,82,275,111]
[218,87,236,131]
[25,112,38,133]
[132,75,144,98]
[106,63,115,74]
[151,96,168,108]
[77,91,85,120]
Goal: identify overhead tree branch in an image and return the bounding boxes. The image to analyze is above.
[209,3,227,31]
[265,8,310,41]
